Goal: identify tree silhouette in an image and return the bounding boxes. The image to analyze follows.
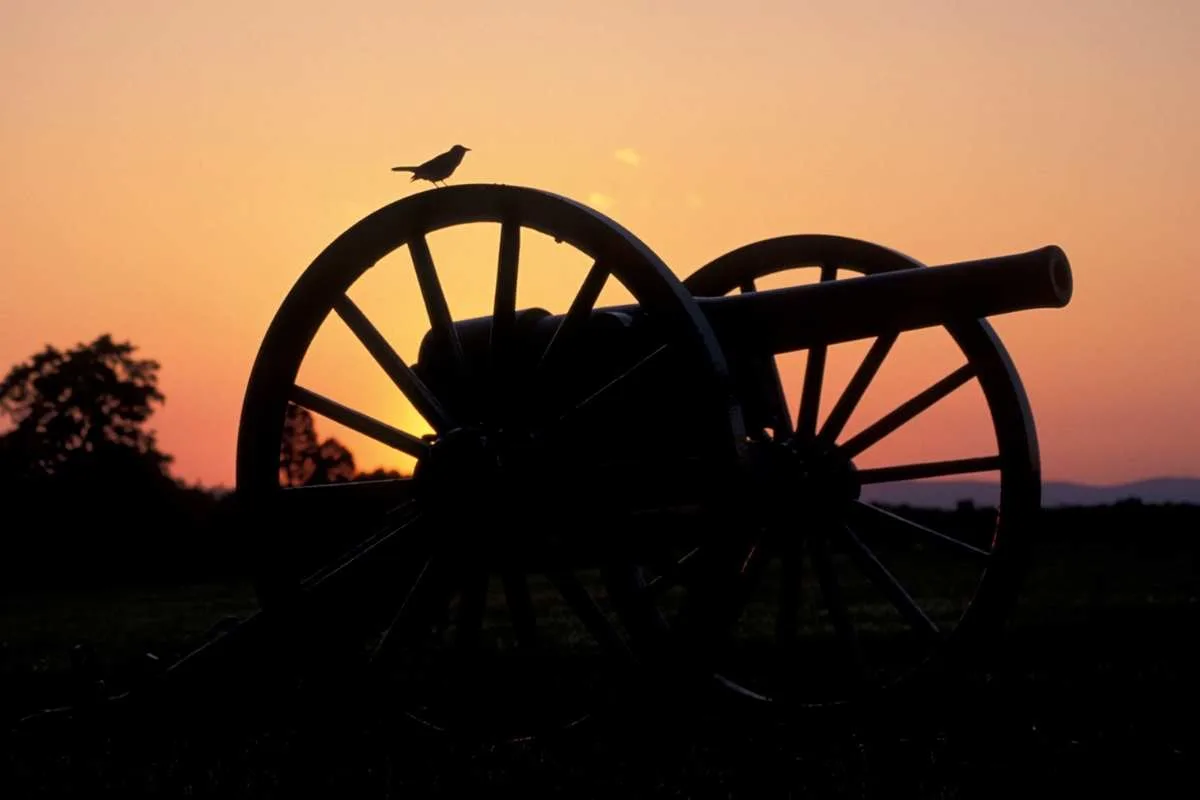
[279,403,357,487]
[355,467,406,481]
[0,335,410,588]
[0,334,171,479]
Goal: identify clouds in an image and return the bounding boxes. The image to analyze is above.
[587,192,615,211]
[589,149,698,214]
[614,148,641,167]
[589,149,638,208]
[588,149,637,212]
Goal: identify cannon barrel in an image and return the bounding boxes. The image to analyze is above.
[692,244,1072,355]
[415,245,1072,378]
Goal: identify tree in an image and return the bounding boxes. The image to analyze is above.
[354,467,406,481]
[0,334,171,479]
[279,404,357,487]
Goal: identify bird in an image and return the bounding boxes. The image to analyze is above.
[391,144,470,187]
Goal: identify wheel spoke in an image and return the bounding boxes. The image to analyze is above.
[856,455,1002,485]
[819,332,898,444]
[299,508,430,606]
[281,495,418,581]
[367,555,435,665]
[455,565,489,649]
[535,344,670,442]
[809,530,863,673]
[838,363,976,458]
[290,385,430,460]
[834,522,940,639]
[775,542,803,646]
[537,259,609,374]
[278,476,414,509]
[691,539,770,637]
[408,231,466,376]
[795,263,837,438]
[489,218,522,417]
[333,294,454,433]
[501,570,538,648]
[740,278,793,437]
[678,539,774,657]
[849,500,992,561]
[643,546,703,595]
[763,357,794,437]
[545,570,633,659]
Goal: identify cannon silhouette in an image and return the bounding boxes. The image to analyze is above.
[33,184,1073,743]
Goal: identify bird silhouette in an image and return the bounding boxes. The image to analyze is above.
[391,144,470,187]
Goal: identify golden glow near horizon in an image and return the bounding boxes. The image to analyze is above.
[2,1,1197,487]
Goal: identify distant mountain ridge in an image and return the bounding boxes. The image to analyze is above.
[860,477,1200,509]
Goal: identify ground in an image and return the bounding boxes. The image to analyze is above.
[1,533,1196,797]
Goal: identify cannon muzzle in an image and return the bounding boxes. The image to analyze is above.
[693,244,1072,355]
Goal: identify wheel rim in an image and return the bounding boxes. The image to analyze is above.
[233,184,748,741]
[630,234,1041,710]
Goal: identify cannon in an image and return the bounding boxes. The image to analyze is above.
[24,184,1066,743]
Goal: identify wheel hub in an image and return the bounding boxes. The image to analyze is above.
[753,434,861,513]
[410,426,544,541]
[413,426,504,500]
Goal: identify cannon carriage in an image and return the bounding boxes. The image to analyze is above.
[56,183,1072,744]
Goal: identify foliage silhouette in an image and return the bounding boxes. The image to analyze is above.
[0,335,227,589]
[278,404,357,487]
[0,334,170,480]
[354,467,406,481]
[0,334,413,591]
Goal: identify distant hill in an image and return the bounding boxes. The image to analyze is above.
[860,477,1200,509]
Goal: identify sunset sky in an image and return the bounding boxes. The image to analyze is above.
[2,0,1197,488]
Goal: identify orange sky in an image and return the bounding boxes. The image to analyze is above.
[2,0,1197,488]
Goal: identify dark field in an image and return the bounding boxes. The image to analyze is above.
[2,513,1197,798]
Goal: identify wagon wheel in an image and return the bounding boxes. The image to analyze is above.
[629,234,1042,711]
[234,184,748,742]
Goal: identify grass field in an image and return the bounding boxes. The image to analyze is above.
[2,528,1196,797]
